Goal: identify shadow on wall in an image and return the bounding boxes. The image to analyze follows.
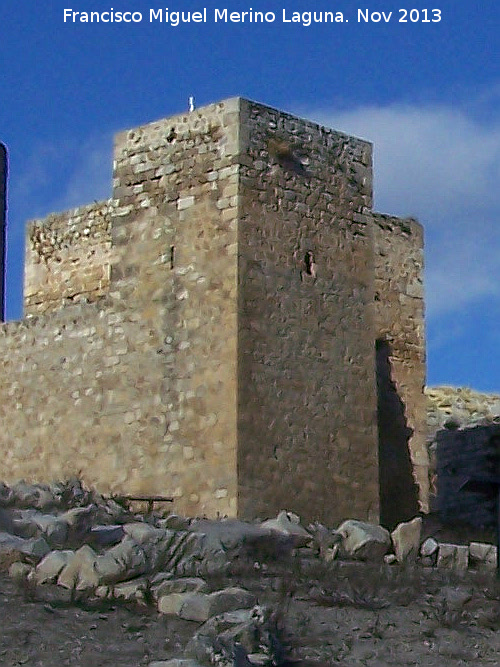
[376,338,419,529]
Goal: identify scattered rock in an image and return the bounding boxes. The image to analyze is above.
[57,545,99,590]
[35,550,74,584]
[437,543,469,570]
[391,517,422,562]
[420,537,439,558]
[469,542,497,571]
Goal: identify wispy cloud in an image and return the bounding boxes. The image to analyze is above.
[303,103,500,321]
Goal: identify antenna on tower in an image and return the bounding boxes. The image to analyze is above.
[188,96,195,113]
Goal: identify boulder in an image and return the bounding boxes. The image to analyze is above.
[391,517,422,562]
[179,587,256,622]
[0,531,50,561]
[436,543,469,570]
[420,537,439,558]
[9,561,33,582]
[185,605,280,665]
[261,511,311,547]
[153,577,207,597]
[94,536,148,584]
[469,542,497,571]
[336,520,391,561]
[57,545,99,590]
[35,550,74,584]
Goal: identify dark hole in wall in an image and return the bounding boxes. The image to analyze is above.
[376,338,419,529]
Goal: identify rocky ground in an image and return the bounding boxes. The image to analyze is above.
[0,479,499,666]
[1,560,500,666]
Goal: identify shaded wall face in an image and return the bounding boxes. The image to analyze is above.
[437,425,500,528]
[237,101,380,526]
[372,214,428,515]
[376,339,419,528]
[0,144,6,321]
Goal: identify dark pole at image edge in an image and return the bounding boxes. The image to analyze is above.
[0,142,6,322]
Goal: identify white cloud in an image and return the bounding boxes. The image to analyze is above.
[303,103,500,321]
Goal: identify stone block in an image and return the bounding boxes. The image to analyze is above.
[336,520,391,561]
[391,516,422,562]
[436,543,469,570]
[469,542,497,571]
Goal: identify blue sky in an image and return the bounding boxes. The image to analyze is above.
[1,0,499,390]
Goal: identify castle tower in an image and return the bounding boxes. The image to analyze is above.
[0,143,6,321]
[2,99,427,527]
[110,98,380,523]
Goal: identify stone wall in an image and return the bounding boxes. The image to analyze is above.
[237,100,379,524]
[372,214,428,521]
[0,98,427,526]
[426,386,500,436]
[437,424,500,527]
[24,201,115,315]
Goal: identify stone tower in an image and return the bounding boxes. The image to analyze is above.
[0,143,6,321]
[0,99,428,527]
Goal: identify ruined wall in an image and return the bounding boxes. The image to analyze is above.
[372,214,428,517]
[237,101,379,525]
[24,201,115,315]
[437,424,500,527]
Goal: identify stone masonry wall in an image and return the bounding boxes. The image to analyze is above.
[0,100,242,518]
[0,98,426,526]
[372,214,428,517]
[24,201,115,315]
[110,99,241,517]
[237,101,380,525]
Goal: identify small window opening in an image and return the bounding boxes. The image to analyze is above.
[304,251,316,277]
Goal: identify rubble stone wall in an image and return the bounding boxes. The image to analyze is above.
[372,214,428,517]
[24,201,115,315]
[237,100,379,524]
[437,424,500,527]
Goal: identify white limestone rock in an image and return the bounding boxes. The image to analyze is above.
[336,520,391,561]
[179,587,256,622]
[57,544,99,590]
[35,549,74,584]
[261,510,311,547]
[420,537,439,557]
[391,517,422,562]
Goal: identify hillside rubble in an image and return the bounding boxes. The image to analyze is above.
[0,479,498,666]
